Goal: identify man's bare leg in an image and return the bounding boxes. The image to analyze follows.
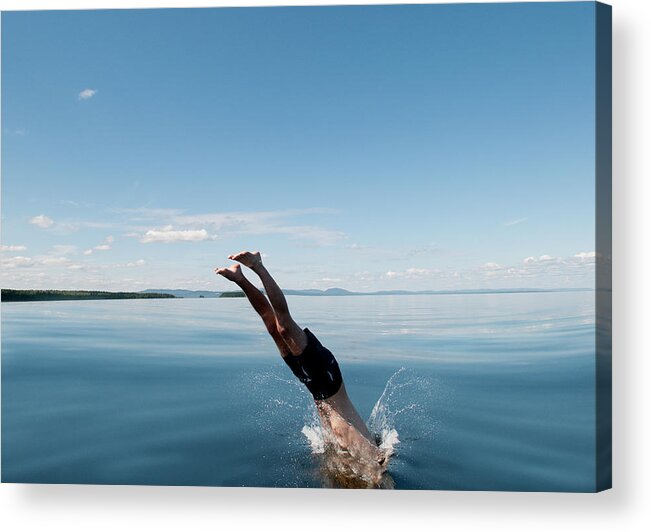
[214,264,291,358]
[228,251,307,356]
[224,252,388,469]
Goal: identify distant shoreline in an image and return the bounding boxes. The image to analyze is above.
[1,287,594,302]
[0,290,176,302]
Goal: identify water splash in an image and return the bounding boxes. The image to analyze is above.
[300,366,436,458]
[251,366,438,488]
[301,424,325,454]
[366,367,407,454]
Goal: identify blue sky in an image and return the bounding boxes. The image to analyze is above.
[1,3,597,292]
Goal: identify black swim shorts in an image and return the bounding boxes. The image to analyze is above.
[282,328,343,401]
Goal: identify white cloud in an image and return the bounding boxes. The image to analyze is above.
[84,235,114,254]
[284,225,344,246]
[504,217,528,227]
[524,254,560,264]
[29,214,54,229]
[171,208,343,246]
[48,207,342,248]
[385,267,438,280]
[574,251,596,262]
[380,250,597,290]
[45,220,116,234]
[112,207,184,220]
[78,88,98,100]
[354,271,376,282]
[141,226,211,244]
[407,243,440,256]
[0,244,27,252]
[4,128,28,137]
[474,250,597,286]
[1,256,33,268]
[50,245,77,256]
[95,259,146,269]
[40,256,70,266]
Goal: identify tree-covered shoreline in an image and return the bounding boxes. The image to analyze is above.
[1,290,176,302]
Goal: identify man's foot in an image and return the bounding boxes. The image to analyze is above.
[228,251,263,270]
[214,263,246,283]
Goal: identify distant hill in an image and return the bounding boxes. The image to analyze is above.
[3,286,593,303]
[282,287,355,296]
[274,287,593,296]
[140,287,592,298]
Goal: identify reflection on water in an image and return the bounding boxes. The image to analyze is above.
[1,292,596,490]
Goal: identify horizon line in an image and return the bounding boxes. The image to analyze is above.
[1,286,596,294]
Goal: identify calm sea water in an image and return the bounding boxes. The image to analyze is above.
[1,292,596,491]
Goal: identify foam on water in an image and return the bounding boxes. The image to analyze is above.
[300,425,325,454]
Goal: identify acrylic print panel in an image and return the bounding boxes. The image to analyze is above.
[0,2,611,491]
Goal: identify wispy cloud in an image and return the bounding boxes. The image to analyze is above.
[385,267,440,280]
[112,207,185,220]
[54,220,117,234]
[40,256,71,266]
[140,226,212,244]
[503,217,528,227]
[0,255,33,268]
[170,208,343,246]
[29,214,54,229]
[84,235,115,255]
[59,199,93,209]
[4,128,28,137]
[487,251,596,283]
[78,88,98,100]
[50,245,77,256]
[574,251,596,262]
[27,207,343,248]
[97,259,147,269]
[407,242,440,256]
[377,250,596,289]
[0,244,27,252]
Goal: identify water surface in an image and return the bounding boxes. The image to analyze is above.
[1,292,596,491]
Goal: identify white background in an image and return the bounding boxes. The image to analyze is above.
[0,0,648,530]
